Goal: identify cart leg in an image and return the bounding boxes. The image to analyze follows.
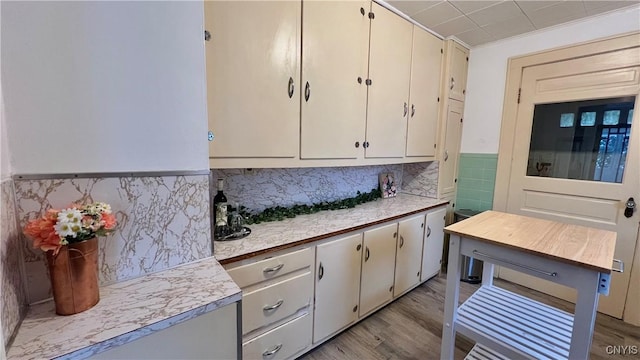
[569,270,601,359]
[441,234,463,359]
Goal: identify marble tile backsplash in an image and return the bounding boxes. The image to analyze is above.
[14,175,211,304]
[1,178,26,347]
[400,161,439,198]
[212,165,405,212]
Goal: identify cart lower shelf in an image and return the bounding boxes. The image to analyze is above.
[457,286,574,360]
[464,343,510,360]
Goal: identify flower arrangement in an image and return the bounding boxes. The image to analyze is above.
[24,202,117,255]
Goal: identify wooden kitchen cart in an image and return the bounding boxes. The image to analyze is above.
[441,211,619,360]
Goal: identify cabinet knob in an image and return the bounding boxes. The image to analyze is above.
[304,81,311,102]
[365,79,372,86]
[365,247,370,262]
[399,236,404,248]
[363,141,370,148]
[427,226,431,237]
[444,150,449,162]
[360,7,365,16]
[204,30,211,41]
[368,11,375,19]
[411,104,415,117]
[403,102,408,117]
[356,244,362,251]
[417,271,420,277]
[353,305,358,312]
[389,285,393,292]
[318,262,324,280]
[357,77,362,84]
[450,77,455,90]
[355,141,360,148]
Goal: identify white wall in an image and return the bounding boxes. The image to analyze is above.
[1,1,208,174]
[462,5,640,154]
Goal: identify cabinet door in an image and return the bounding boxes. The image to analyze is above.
[439,99,464,196]
[365,3,412,158]
[422,207,447,281]
[360,223,397,316]
[394,214,425,297]
[204,1,300,158]
[300,1,370,159]
[406,27,443,157]
[446,40,469,102]
[314,233,362,343]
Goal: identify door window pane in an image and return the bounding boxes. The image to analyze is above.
[560,113,574,127]
[527,96,635,183]
[580,112,596,126]
[603,110,620,125]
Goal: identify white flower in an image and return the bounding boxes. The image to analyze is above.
[85,202,111,215]
[57,208,83,225]
[55,222,77,238]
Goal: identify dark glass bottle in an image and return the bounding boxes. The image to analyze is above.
[213,178,228,239]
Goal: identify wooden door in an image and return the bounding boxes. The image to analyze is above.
[438,99,464,196]
[501,47,640,319]
[313,233,362,343]
[204,1,300,158]
[300,1,370,159]
[406,26,443,157]
[365,2,412,158]
[394,214,425,296]
[446,40,468,102]
[422,207,446,281]
[360,223,398,316]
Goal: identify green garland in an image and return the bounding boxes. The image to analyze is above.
[236,188,381,225]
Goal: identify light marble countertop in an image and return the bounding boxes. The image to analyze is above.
[8,257,241,360]
[215,193,448,263]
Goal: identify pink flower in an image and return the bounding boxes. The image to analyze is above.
[101,212,117,230]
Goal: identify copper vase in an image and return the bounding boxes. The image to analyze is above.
[46,237,100,315]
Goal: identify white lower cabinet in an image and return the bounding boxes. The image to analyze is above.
[359,223,398,316]
[422,207,447,281]
[224,247,314,359]
[394,213,426,297]
[313,233,363,343]
[243,313,312,360]
[90,302,238,360]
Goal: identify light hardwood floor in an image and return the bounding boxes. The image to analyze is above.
[300,273,640,360]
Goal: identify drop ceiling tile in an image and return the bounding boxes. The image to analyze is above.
[527,1,588,28]
[455,28,495,46]
[387,1,444,16]
[431,15,478,36]
[482,13,535,38]
[583,0,639,12]
[412,1,465,28]
[515,0,563,13]
[585,1,640,14]
[448,0,502,14]
[466,1,525,27]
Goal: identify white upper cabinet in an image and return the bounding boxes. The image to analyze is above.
[446,40,469,102]
[406,26,443,157]
[365,2,413,159]
[205,1,300,159]
[300,1,370,159]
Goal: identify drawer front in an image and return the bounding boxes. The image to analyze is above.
[243,271,313,334]
[226,247,314,288]
[243,313,312,360]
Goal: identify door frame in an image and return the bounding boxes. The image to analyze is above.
[494,31,640,325]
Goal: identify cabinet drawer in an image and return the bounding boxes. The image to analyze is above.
[226,247,314,288]
[243,313,312,360]
[243,271,313,334]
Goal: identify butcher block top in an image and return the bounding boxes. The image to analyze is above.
[444,210,617,273]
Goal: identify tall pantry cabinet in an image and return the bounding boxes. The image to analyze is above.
[438,40,469,205]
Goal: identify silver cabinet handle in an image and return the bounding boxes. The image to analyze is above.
[318,262,324,280]
[427,226,431,237]
[411,104,415,117]
[472,250,558,277]
[263,263,284,274]
[304,81,310,102]
[365,247,370,262]
[444,150,449,162]
[612,259,624,273]
[450,77,455,90]
[262,343,282,357]
[263,299,284,311]
[403,102,408,117]
[287,77,294,98]
[399,235,404,248]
